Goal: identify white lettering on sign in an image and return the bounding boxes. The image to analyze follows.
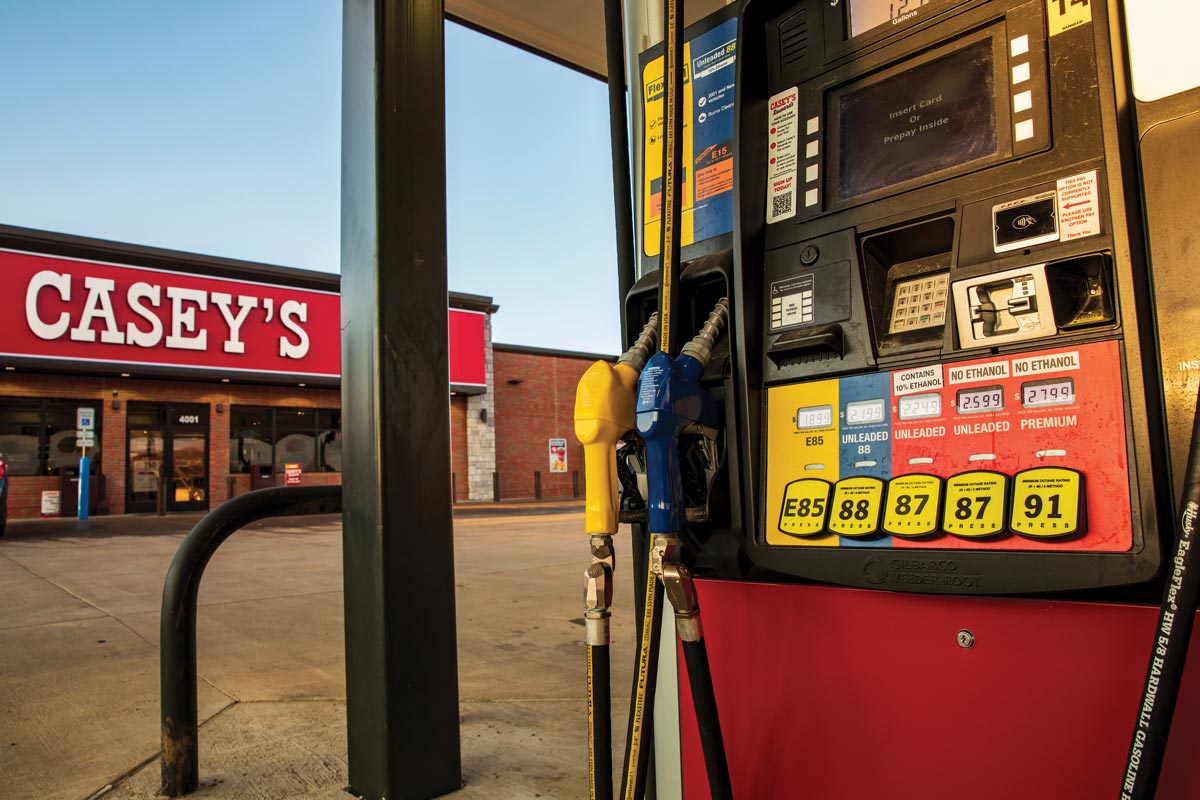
[892,364,944,396]
[26,270,72,340]
[23,271,311,360]
[1012,351,1081,376]
[947,360,1011,385]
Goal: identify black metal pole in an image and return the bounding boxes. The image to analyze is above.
[604,0,636,341]
[1120,381,1200,799]
[160,486,342,797]
[341,1,462,798]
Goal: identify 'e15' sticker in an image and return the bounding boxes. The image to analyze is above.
[883,474,943,537]
[827,476,884,537]
[943,471,1009,537]
[778,478,832,536]
[1009,467,1086,537]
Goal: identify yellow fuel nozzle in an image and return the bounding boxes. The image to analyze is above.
[574,314,659,535]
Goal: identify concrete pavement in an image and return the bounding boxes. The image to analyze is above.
[0,507,637,799]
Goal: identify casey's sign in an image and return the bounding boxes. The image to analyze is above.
[2,248,488,386]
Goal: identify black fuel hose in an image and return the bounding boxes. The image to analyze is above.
[589,642,614,800]
[1120,381,1200,799]
[681,637,733,799]
[620,566,663,800]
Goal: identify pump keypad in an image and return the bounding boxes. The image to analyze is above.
[888,273,949,334]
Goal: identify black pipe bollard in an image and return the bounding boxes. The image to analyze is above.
[534,470,542,500]
[573,470,580,499]
[493,471,500,502]
[160,486,342,796]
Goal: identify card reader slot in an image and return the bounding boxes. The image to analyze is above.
[768,324,845,365]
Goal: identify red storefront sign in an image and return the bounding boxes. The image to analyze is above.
[1,248,487,386]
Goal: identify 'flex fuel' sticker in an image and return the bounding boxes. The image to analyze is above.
[942,471,1009,537]
[778,479,832,536]
[1010,467,1086,537]
[883,474,943,537]
[827,476,884,537]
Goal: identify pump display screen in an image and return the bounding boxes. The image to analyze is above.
[1022,378,1076,408]
[846,399,886,425]
[849,0,946,38]
[836,39,999,201]
[956,385,1004,414]
[898,393,941,420]
[796,405,834,429]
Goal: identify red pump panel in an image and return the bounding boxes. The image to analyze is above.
[679,579,1200,799]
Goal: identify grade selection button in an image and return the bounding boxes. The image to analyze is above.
[882,474,943,537]
[942,471,1009,538]
[827,476,885,537]
[778,478,833,536]
[1009,467,1086,538]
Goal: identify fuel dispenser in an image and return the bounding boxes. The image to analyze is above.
[603,0,1200,797]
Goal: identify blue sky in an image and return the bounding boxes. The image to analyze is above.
[0,2,622,354]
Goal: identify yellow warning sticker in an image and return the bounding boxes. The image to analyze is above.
[828,476,885,537]
[1010,467,1086,537]
[942,471,1008,538]
[883,474,943,537]
[1047,0,1092,36]
[778,478,833,537]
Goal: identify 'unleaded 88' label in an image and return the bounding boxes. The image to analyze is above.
[827,476,884,537]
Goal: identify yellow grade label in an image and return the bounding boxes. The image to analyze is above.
[942,471,1009,537]
[827,476,885,537]
[883,474,943,537]
[1046,0,1091,36]
[778,478,833,537]
[1010,467,1086,538]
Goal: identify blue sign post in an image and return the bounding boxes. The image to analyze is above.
[76,408,95,522]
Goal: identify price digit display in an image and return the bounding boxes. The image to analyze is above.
[795,405,834,430]
[827,476,885,537]
[898,392,942,420]
[846,399,886,426]
[955,385,1004,414]
[778,478,833,536]
[1009,467,1086,537]
[1021,377,1076,408]
[942,471,1009,537]
[882,474,943,537]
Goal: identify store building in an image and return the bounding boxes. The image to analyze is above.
[0,225,613,519]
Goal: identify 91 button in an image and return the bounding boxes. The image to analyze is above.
[1010,467,1086,538]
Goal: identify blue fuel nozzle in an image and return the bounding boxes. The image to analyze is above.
[636,299,728,535]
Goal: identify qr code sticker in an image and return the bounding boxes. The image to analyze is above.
[771,191,793,219]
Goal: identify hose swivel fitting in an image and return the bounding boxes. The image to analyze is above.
[619,312,660,373]
[680,298,730,369]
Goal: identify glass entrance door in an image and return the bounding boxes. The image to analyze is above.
[127,429,164,512]
[125,402,210,514]
[170,431,208,511]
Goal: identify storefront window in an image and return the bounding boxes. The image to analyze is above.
[229,407,273,474]
[317,410,341,473]
[275,409,316,473]
[0,400,102,475]
[229,406,340,474]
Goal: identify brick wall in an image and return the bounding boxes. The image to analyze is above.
[492,349,601,500]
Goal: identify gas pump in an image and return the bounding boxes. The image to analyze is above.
[604,0,1200,797]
